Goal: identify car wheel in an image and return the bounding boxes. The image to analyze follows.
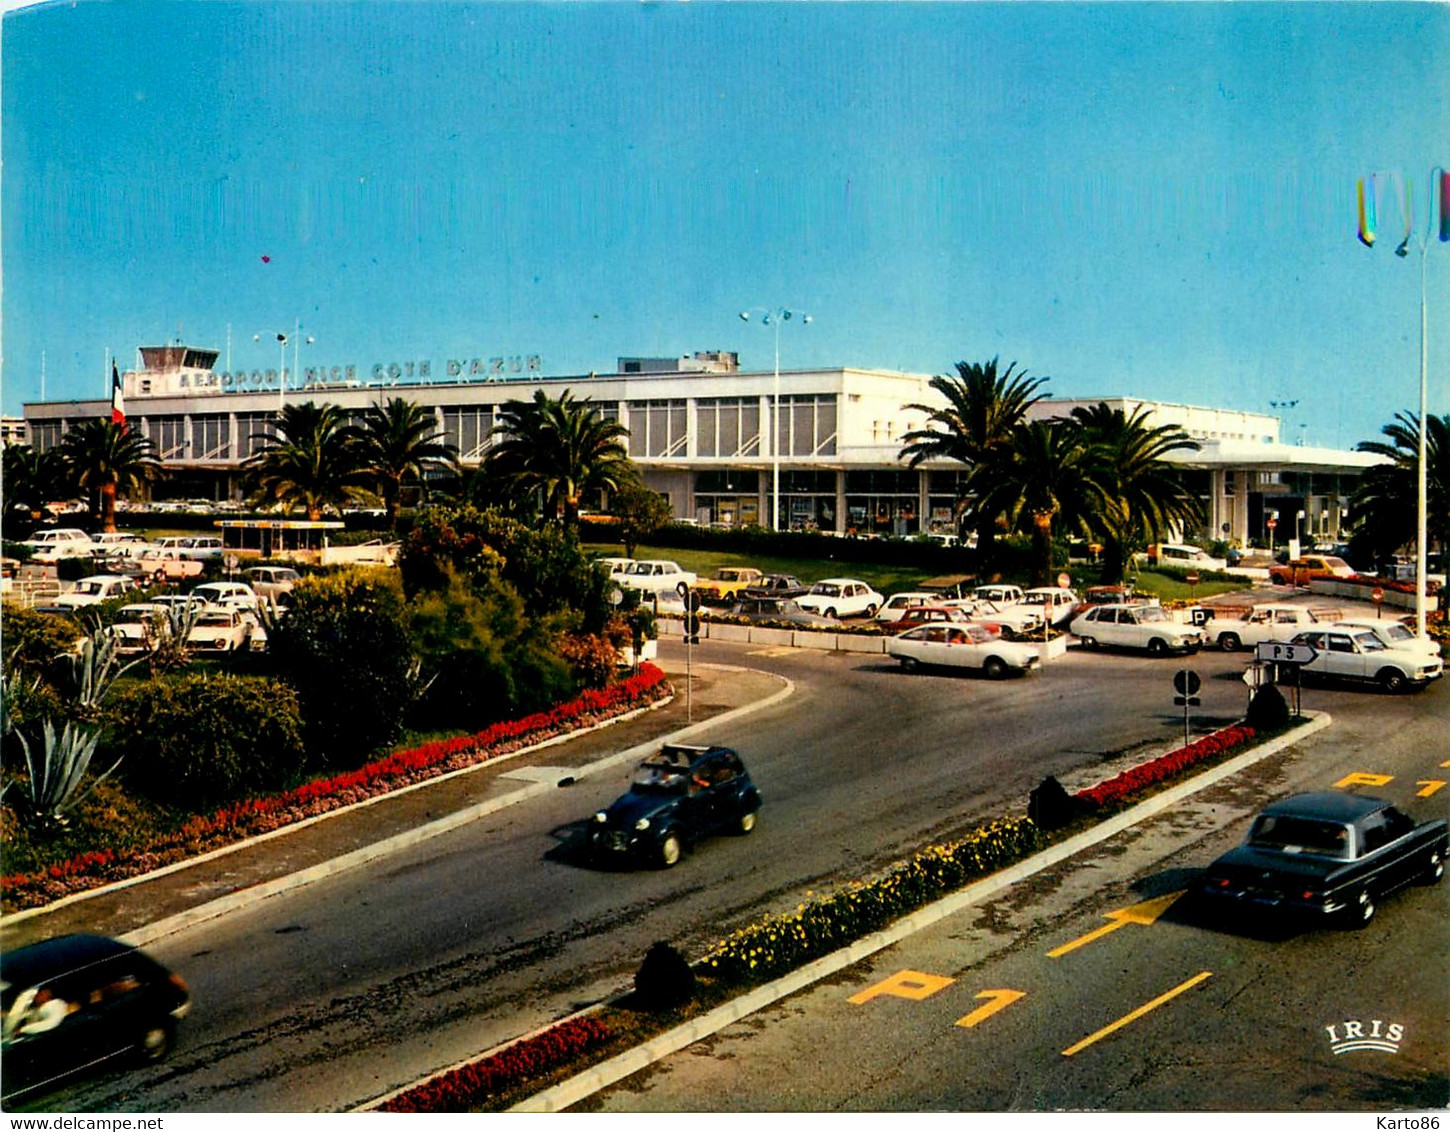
[658,832,682,868]
[137,1021,175,1063]
[824,608,838,620]
[1218,632,1241,652]
[1078,635,1096,650]
[1343,888,1376,929]
[899,656,920,673]
[983,656,1008,680]
[1147,637,1168,656]
[1377,667,1408,693]
[737,810,758,835]
[677,583,690,600]
[863,604,878,618]
[1420,849,1445,885]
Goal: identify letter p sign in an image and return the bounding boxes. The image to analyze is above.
[848,969,955,1005]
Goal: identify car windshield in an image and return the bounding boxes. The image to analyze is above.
[1380,624,1415,644]
[811,584,841,596]
[1247,814,1352,859]
[630,763,689,794]
[195,614,234,628]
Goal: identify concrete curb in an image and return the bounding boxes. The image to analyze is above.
[117,665,795,948]
[507,711,1332,1113]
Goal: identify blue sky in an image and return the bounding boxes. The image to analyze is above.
[3,1,1446,449]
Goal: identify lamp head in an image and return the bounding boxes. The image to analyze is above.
[738,311,750,321]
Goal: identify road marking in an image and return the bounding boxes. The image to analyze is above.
[1047,891,1184,958]
[1442,760,1450,769]
[847,969,954,1005]
[1061,971,1213,1057]
[747,647,797,657]
[1416,780,1446,798]
[1333,772,1394,789]
[955,989,1026,1029]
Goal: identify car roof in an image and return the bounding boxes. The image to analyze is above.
[0,933,139,987]
[1259,792,1388,823]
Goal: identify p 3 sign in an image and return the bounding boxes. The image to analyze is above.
[1255,641,1318,664]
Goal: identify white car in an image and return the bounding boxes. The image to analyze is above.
[54,574,138,609]
[106,602,169,656]
[1210,604,1324,651]
[617,559,698,597]
[245,566,301,601]
[962,599,1043,635]
[1021,586,1080,628]
[795,578,885,619]
[1287,627,1443,693]
[1070,603,1206,655]
[875,592,941,622]
[973,584,1025,606]
[21,528,93,563]
[599,557,635,582]
[887,623,1041,678]
[191,581,258,608]
[1325,619,1444,665]
[185,608,254,653]
[157,535,225,561]
[1147,543,1228,571]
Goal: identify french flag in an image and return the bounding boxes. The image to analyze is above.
[111,360,127,431]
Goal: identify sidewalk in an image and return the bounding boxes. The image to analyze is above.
[0,662,788,953]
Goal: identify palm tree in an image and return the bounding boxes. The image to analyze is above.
[898,358,1048,556]
[1071,404,1204,582]
[242,402,368,521]
[977,418,1101,583]
[487,389,632,528]
[2,444,75,526]
[1351,412,1449,565]
[352,398,458,529]
[57,419,161,532]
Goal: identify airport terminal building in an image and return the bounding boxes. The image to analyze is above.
[19,345,1382,547]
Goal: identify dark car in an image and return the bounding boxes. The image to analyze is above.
[724,597,838,627]
[1,933,191,1103]
[743,573,809,600]
[589,744,762,868]
[1197,792,1447,929]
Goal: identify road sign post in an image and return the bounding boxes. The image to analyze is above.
[1254,641,1315,716]
[1172,669,1201,747]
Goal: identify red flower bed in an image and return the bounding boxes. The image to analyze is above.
[378,1015,612,1113]
[3,665,669,911]
[1073,724,1256,810]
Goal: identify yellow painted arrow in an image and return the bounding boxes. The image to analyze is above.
[1048,891,1185,958]
[955,989,1026,1029]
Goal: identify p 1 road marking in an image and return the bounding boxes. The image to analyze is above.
[848,969,954,1005]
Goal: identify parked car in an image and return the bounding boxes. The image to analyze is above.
[723,597,839,627]
[149,593,208,618]
[156,535,225,562]
[916,574,977,603]
[962,598,1043,635]
[743,573,810,600]
[191,581,258,608]
[20,528,93,563]
[54,574,138,609]
[1285,628,1443,693]
[1196,792,1446,928]
[617,559,698,597]
[1329,618,1443,663]
[973,584,1025,606]
[693,566,765,605]
[886,622,1040,678]
[90,531,151,554]
[185,608,254,653]
[105,602,169,656]
[1146,543,1227,571]
[0,933,191,1103]
[599,557,634,582]
[1269,555,1356,586]
[245,566,301,601]
[1070,584,1142,617]
[1069,603,1206,655]
[1021,586,1081,628]
[875,591,941,622]
[795,578,884,619]
[1210,604,1325,651]
[134,547,205,581]
[588,744,762,868]
[882,605,975,632]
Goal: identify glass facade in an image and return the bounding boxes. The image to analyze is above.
[627,399,688,459]
[442,406,495,460]
[695,397,762,458]
[845,469,919,536]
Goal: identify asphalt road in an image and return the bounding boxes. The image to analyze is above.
[581,663,1450,1113]
[30,634,1446,1112]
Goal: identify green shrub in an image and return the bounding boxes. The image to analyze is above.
[1,603,84,691]
[267,568,419,765]
[104,673,306,807]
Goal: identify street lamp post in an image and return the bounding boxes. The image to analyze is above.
[1358,167,1446,640]
[255,323,314,418]
[739,307,812,531]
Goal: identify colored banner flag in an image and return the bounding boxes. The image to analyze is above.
[1440,168,1449,242]
[111,360,127,430]
[1358,172,1414,253]
[1357,177,1377,247]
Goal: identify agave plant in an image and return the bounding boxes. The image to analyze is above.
[10,718,121,833]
